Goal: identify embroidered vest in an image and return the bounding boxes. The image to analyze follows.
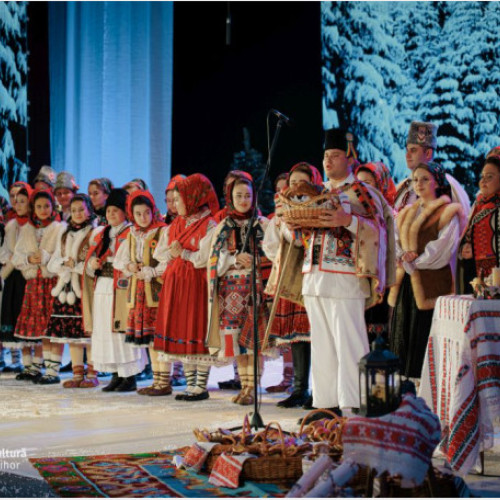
[127,228,162,308]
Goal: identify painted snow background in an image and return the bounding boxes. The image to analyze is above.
[0,1,27,200]
[322,1,500,196]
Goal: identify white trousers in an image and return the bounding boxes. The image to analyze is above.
[303,295,369,409]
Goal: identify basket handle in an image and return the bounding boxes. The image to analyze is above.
[261,420,286,457]
[299,408,343,435]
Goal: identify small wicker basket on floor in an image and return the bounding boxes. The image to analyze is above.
[206,421,303,484]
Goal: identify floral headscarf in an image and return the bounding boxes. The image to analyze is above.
[68,193,97,230]
[126,190,166,231]
[175,173,219,217]
[413,162,451,199]
[29,189,60,227]
[224,176,256,220]
[11,181,33,225]
[289,162,323,186]
[89,177,113,195]
[355,162,397,206]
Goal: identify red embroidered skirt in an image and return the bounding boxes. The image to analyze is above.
[154,258,209,356]
[125,280,157,346]
[14,271,56,340]
[268,298,310,346]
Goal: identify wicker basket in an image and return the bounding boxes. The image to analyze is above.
[206,421,303,484]
[278,192,338,228]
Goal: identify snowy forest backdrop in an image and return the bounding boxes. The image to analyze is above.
[322,1,500,196]
[0,1,27,200]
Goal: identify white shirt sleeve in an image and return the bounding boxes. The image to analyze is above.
[152,226,172,264]
[113,234,132,276]
[403,215,460,274]
[262,217,281,261]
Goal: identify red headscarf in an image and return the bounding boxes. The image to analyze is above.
[355,162,397,207]
[165,174,186,194]
[29,189,60,227]
[10,181,33,226]
[126,190,166,232]
[289,162,323,186]
[175,173,219,217]
[224,175,256,221]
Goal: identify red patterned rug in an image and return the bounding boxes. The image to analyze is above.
[29,448,288,498]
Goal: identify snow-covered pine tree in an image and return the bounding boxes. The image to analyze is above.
[322,2,408,180]
[391,2,442,181]
[417,2,477,194]
[464,2,500,175]
[0,1,28,200]
[229,128,274,216]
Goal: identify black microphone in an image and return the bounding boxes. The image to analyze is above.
[270,109,293,126]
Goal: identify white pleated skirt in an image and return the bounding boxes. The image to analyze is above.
[90,277,147,377]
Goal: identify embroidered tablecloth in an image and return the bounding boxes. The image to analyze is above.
[419,295,500,474]
[342,394,441,487]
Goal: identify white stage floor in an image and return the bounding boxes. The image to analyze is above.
[0,358,305,480]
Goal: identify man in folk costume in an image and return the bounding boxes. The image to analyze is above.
[287,128,395,421]
[394,121,470,216]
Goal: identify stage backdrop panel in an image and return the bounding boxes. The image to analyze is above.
[48,2,173,209]
[322,1,500,196]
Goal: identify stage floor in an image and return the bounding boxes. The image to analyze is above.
[1,357,500,497]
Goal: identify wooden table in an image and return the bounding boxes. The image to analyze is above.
[419,295,500,474]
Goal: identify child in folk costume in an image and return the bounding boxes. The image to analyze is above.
[0,183,32,372]
[88,178,113,225]
[12,189,62,381]
[213,170,255,391]
[206,175,272,405]
[83,189,146,392]
[389,163,465,380]
[154,173,220,402]
[113,190,170,395]
[163,174,187,386]
[54,172,79,222]
[43,194,98,386]
[263,163,323,408]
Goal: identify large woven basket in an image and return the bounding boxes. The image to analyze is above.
[206,421,303,484]
[277,192,337,228]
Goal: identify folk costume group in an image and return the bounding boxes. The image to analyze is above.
[1,120,499,423]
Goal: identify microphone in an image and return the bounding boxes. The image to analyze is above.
[270,109,293,126]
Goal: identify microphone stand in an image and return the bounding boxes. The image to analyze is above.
[240,112,286,430]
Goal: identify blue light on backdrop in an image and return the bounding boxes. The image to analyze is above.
[48,2,173,209]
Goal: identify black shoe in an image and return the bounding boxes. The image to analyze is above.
[102,373,122,392]
[277,391,309,408]
[31,372,44,384]
[60,361,73,373]
[218,379,241,390]
[114,376,137,392]
[175,392,189,401]
[97,372,110,378]
[37,374,61,385]
[15,370,32,381]
[183,391,209,402]
[302,395,314,410]
[297,407,342,426]
[2,364,23,373]
[0,360,5,371]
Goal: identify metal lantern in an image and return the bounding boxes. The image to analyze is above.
[358,335,401,417]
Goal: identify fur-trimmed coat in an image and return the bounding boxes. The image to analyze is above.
[388,195,465,310]
[12,221,63,280]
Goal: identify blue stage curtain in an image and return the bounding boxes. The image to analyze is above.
[48,2,173,209]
